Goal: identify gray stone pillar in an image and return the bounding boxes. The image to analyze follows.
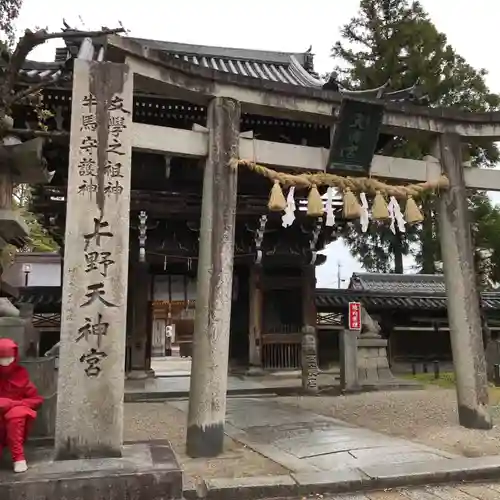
[55,60,134,459]
[248,266,262,368]
[437,132,491,430]
[339,329,359,392]
[152,317,166,357]
[301,325,318,394]
[186,97,240,458]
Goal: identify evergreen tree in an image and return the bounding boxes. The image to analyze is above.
[333,0,500,280]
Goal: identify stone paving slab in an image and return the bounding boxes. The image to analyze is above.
[171,397,500,498]
[173,397,455,474]
[0,442,183,500]
[184,456,500,499]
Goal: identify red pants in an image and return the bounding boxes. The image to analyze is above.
[0,415,27,462]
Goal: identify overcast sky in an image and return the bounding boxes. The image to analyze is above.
[15,0,500,288]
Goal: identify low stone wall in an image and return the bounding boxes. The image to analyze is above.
[21,356,57,438]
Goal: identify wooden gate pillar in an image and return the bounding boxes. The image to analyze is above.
[437,132,491,430]
[302,265,316,328]
[127,261,151,379]
[186,96,240,457]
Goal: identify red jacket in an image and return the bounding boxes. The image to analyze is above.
[0,338,43,422]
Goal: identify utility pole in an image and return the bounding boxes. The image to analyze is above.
[337,262,342,288]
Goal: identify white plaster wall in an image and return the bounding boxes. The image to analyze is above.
[4,261,61,287]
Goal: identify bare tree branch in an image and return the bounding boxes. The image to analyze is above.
[1,26,125,112]
[11,128,69,139]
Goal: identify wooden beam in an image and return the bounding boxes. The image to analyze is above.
[132,123,500,190]
[110,39,500,139]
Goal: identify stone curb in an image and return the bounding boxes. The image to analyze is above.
[183,455,500,500]
[125,382,422,402]
[124,386,327,402]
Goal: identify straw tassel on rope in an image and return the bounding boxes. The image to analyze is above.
[232,159,449,224]
[307,184,324,217]
[371,191,390,221]
[268,180,287,212]
[343,188,362,219]
[404,195,424,224]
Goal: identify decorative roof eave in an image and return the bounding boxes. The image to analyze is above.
[14,31,109,89]
[288,56,324,88]
[322,73,424,103]
[105,35,500,139]
[18,62,65,84]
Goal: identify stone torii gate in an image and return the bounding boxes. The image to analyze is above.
[56,34,500,460]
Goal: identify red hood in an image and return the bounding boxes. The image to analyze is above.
[0,338,19,377]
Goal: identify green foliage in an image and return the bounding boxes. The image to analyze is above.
[13,185,58,252]
[469,192,500,288]
[0,0,22,47]
[333,0,500,279]
[21,210,59,252]
[342,204,418,273]
[402,371,456,389]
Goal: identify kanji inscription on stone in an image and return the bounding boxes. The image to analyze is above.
[56,59,133,458]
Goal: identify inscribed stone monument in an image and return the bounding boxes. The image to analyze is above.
[55,60,133,459]
[301,325,319,394]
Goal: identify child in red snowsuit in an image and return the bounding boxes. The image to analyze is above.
[0,338,43,473]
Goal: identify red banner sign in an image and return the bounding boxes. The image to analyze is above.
[348,302,362,331]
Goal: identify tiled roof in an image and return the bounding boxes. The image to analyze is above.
[13,286,62,314]
[315,288,500,312]
[14,286,446,314]
[23,37,323,88]
[128,38,323,88]
[19,61,64,83]
[15,283,500,316]
[349,273,446,294]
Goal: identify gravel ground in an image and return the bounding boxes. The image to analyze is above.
[124,402,285,483]
[279,388,500,457]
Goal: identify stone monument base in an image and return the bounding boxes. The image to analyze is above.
[127,369,150,380]
[357,336,395,384]
[0,441,183,500]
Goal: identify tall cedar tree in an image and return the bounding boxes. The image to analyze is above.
[333,0,500,284]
